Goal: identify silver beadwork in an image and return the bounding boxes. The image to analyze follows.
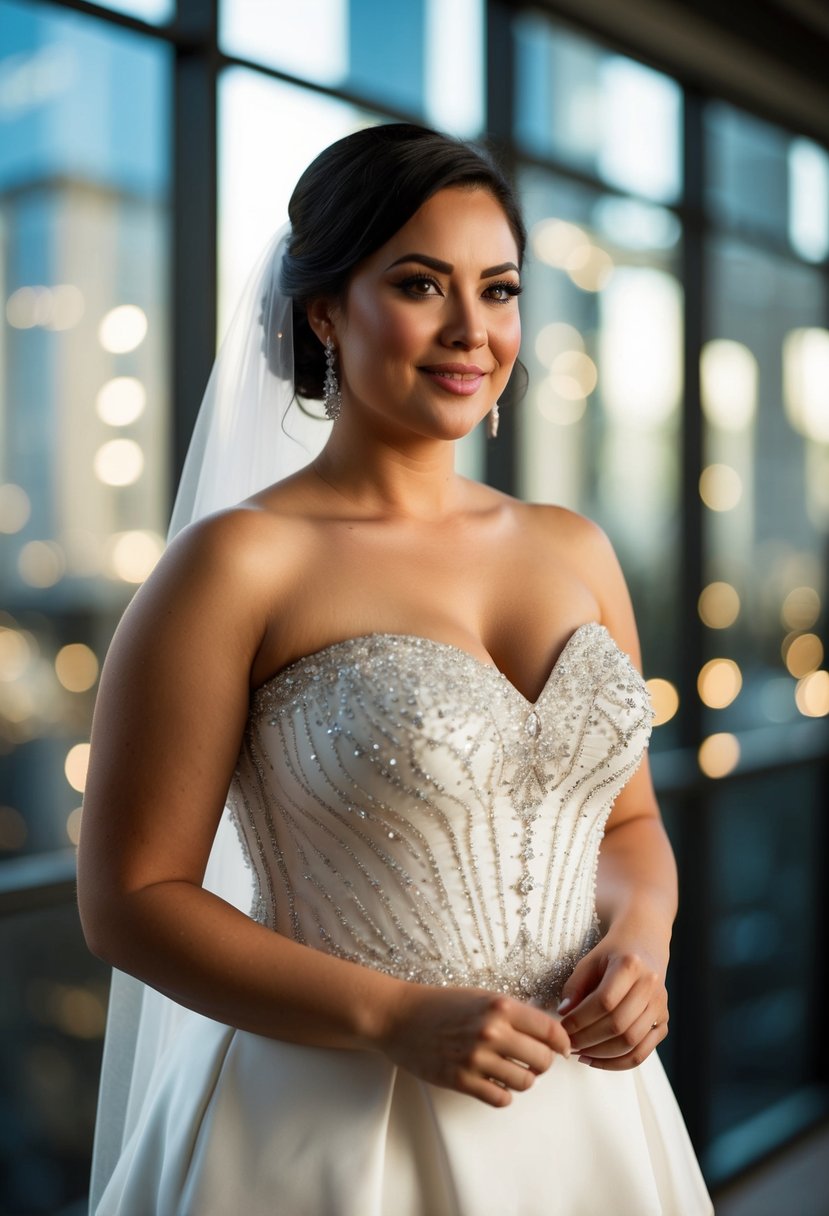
[323,337,342,420]
[487,401,500,438]
[229,624,653,1008]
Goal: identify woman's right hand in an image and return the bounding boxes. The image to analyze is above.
[375,983,572,1107]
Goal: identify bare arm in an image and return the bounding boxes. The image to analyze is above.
[551,514,677,1068]
[77,508,569,1105]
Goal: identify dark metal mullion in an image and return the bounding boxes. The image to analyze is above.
[670,83,712,1156]
[484,0,518,496]
[170,0,219,496]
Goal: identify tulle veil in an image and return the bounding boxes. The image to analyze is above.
[89,223,331,1210]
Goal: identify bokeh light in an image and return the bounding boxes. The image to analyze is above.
[98,304,148,354]
[698,582,740,629]
[17,540,66,588]
[795,670,829,718]
[783,633,824,678]
[781,585,821,630]
[64,742,90,793]
[108,530,165,583]
[0,483,31,533]
[698,658,743,708]
[699,464,742,511]
[698,732,740,777]
[55,644,99,693]
[96,377,147,426]
[66,807,83,846]
[534,322,585,369]
[0,628,32,681]
[94,439,144,486]
[646,678,679,726]
[700,339,757,431]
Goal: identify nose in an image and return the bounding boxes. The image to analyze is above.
[441,292,487,350]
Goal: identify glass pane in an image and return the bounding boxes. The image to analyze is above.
[706,103,829,263]
[514,11,682,204]
[220,0,484,137]
[706,767,823,1176]
[0,898,111,1215]
[699,236,829,751]
[517,166,684,748]
[0,0,171,859]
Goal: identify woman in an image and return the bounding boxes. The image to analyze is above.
[78,124,713,1215]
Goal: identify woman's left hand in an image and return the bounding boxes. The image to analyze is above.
[553,927,670,1070]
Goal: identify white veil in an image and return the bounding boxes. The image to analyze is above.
[88,223,331,1212]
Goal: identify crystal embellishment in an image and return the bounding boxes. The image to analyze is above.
[227,624,653,1007]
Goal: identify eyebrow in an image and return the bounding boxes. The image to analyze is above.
[384,253,520,277]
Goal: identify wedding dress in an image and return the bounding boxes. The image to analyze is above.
[94,620,713,1215]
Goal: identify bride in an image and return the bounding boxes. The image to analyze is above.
[78,123,713,1214]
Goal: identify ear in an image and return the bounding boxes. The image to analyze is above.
[305,297,340,347]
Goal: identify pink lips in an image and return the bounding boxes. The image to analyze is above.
[419,362,488,396]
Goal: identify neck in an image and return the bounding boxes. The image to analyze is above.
[313,417,462,522]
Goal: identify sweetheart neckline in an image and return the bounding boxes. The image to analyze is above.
[251,619,608,710]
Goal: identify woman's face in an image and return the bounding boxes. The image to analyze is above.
[329,186,522,443]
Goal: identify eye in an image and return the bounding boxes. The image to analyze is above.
[484,280,523,302]
[397,274,442,298]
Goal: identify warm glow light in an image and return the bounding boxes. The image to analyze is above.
[55,644,99,693]
[698,582,740,629]
[94,439,144,487]
[109,531,165,583]
[66,807,83,846]
[98,305,148,354]
[698,658,742,708]
[566,244,614,292]
[96,377,146,426]
[0,805,27,850]
[46,285,85,330]
[700,340,757,432]
[531,219,591,269]
[17,540,65,587]
[534,380,586,426]
[646,678,679,726]
[599,268,681,426]
[64,743,90,793]
[783,328,829,443]
[783,633,824,678]
[698,732,740,778]
[699,464,742,511]
[534,322,584,370]
[0,629,33,681]
[550,350,598,399]
[52,984,107,1038]
[5,284,84,330]
[781,585,821,630]
[0,483,31,533]
[795,670,829,717]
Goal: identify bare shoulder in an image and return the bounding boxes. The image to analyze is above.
[518,501,642,664]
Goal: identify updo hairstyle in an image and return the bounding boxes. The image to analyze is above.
[276,123,527,400]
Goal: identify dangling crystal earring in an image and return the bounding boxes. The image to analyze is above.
[487,401,500,439]
[323,337,342,421]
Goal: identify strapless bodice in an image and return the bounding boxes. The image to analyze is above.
[227,621,653,1006]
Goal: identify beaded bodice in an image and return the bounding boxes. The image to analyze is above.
[228,621,653,1007]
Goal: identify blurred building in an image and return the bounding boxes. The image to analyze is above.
[0,1,827,1213]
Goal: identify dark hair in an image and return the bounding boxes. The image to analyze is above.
[276,123,527,399]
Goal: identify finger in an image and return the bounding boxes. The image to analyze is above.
[475,1051,538,1093]
[568,980,660,1052]
[578,1022,667,1071]
[581,1006,669,1059]
[494,1028,556,1075]
[561,959,660,1040]
[506,999,572,1057]
[458,1071,514,1108]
